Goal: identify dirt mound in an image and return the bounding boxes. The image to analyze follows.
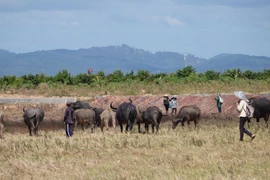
[1,93,269,124]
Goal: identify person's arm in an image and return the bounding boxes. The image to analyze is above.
[237,100,244,112]
[64,109,68,121]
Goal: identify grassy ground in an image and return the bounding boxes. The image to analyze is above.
[2,79,270,97]
[1,119,270,180]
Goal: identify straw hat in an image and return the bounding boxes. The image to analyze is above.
[163,94,169,97]
[234,91,247,100]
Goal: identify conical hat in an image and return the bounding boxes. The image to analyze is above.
[234,91,247,100]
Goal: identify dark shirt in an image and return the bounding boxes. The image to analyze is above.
[64,106,74,124]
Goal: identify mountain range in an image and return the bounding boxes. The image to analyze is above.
[1,44,269,77]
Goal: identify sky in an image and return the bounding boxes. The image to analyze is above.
[0,0,270,59]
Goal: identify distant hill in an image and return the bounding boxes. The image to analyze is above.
[0,45,269,77]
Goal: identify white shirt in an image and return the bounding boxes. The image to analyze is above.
[170,99,178,108]
[237,100,248,117]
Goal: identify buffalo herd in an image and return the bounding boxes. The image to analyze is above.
[0,96,270,137]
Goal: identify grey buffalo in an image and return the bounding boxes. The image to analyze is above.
[0,111,4,138]
[248,97,270,128]
[141,106,163,134]
[110,101,137,133]
[23,107,45,136]
[73,109,96,132]
[72,101,104,127]
[100,109,116,133]
[172,105,201,129]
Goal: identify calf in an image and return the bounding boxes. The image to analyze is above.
[100,109,116,133]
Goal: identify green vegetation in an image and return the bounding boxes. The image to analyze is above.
[1,66,270,97]
[1,120,270,180]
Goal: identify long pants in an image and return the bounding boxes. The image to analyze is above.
[217,106,222,113]
[65,123,73,137]
[239,117,252,141]
[171,108,177,115]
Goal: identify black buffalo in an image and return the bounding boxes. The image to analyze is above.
[172,105,201,129]
[23,107,45,136]
[248,97,270,128]
[73,101,92,110]
[141,106,163,134]
[110,101,137,133]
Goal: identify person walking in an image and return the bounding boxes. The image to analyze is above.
[163,94,170,115]
[234,91,256,141]
[64,102,75,137]
[215,93,223,113]
[170,96,178,116]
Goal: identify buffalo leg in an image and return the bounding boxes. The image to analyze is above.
[247,118,251,129]
[34,120,41,136]
[90,124,94,133]
[81,124,85,131]
[128,121,133,132]
[256,118,260,128]
[137,122,141,133]
[0,123,3,138]
[119,124,123,133]
[145,123,149,133]
[125,124,129,132]
[151,124,155,133]
[28,120,35,136]
[29,126,34,136]
[264,114,269,128]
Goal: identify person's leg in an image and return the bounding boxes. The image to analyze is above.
[218,106,221,113]
[69,124,73,137]
[242,117,252,137]
[171,108,175,115]
[239,117,245,141]
[165,105,169,115]
[66,124,72,137]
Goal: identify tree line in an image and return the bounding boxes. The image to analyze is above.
[1,66,270,89]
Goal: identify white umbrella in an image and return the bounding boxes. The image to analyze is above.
[234,91,247,100]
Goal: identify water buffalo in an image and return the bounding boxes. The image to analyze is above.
[248,97,270,128]
[73,101,92,110]
[135,105,146,133]
[172,105,201,129]
[100,109,116,133]
[141,106,163,134]
[93,108,105,126]
[72,101,104,127]
[73,108,96,132]
[23,107,45,136]
[110,101,137,133]
[0,111,4,138]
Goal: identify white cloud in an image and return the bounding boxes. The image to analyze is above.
[164,16,183,27]
[149,15,184,27]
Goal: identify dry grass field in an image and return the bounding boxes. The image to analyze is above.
[1,119,270,180]
[1,80,270,179]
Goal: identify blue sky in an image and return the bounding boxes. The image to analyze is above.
[0,0,269,58]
